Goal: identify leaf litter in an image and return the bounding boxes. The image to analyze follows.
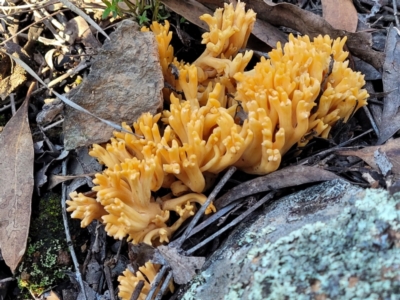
[0,84,34,273]
[2,0,400,298]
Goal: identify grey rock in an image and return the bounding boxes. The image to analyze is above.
[183,179,400,299]
[63,19,163,150]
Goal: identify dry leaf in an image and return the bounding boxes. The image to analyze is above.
[377,26,400,145]
[0,98,34,273]
[157,245,205,285]
[337,138,400,176]
[215,165,340,209]
[321,0,357,32]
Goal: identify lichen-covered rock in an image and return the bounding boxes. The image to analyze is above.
[183,180,400,299]
[63,19,164,150]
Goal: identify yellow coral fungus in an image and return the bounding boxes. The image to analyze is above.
[118,262,174,300]
[66,192,107,227]
[68,0,368,261]
[234,33,368,171]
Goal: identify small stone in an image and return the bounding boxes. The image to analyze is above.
[63,19,163,150]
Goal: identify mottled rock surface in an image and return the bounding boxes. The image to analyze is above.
[183,180,400,299]
[63,19,163,150]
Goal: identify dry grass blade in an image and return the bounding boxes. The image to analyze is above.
[2,50,134,135]
[0,83,35,273]
[57,0,110,40]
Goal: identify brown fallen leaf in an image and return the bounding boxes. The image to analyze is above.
[0,90,34,273]
[321,0,357,32]
[377,26,400,145]
[157,245,205,285]
[215,165,340,209]
[337,138,400,176]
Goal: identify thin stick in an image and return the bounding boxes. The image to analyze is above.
[362,106,380,137]
[298,129,373,165]
[130,280,145,300]
[61,158,88,300]
[171,166,237,248]
[41,118,64,131]
[185,192,275,255]
[47,60,90,88]
[104,264,116,300]
[145,265,168,300]
[393,0,400,27]
[155,271,173,300]
[185,200,242,238]
[9,93,16,115]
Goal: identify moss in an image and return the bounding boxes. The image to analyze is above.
[16,192,70,297]
[238,189,400,299]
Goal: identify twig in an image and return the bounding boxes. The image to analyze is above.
[393,0,400,27]
[104,263,116,300]
[47,60,90,88]
[38,125,57,152]
[9,93,16,115]
[311,54,334,114]
[185,192,275,255]
[185,200,243,238]
[298,129,373,165]
[61,158,88,300]
[145,265,168,300]
[41,117,64,131]
[17,33,64,46]
[171,166,237,248]
[362,106,380,137]
[155,271,173,300]
[32,9,66,43]
[81,249,92,277]
[0,277,15,283]
[0,97,24,112]
[130,280,145,300]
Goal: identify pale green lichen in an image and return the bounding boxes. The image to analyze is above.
[182,182,400,300]
[239,189,400,299]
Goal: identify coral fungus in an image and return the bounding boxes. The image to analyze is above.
[67,2,368,297]
[68,0,368,245]
[118,261,174,300]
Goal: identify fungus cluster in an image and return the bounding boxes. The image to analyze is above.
[118,262,174,300]
[66,2,368,299]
